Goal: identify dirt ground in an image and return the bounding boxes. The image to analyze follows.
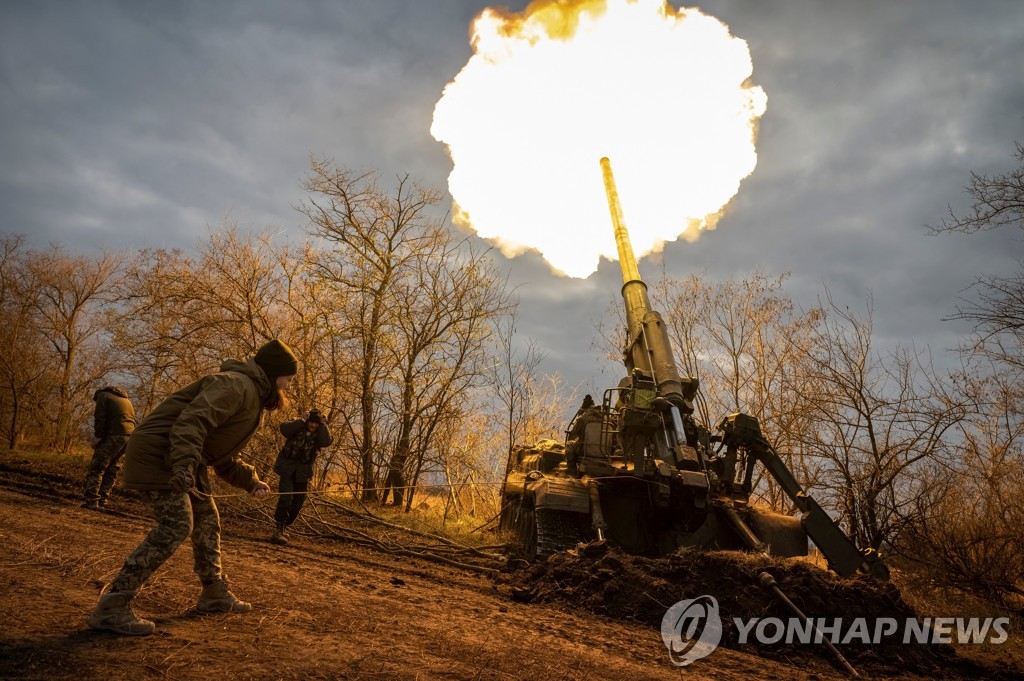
[0,456,1019,680]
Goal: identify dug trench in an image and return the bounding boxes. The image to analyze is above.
[0,454,1018,680]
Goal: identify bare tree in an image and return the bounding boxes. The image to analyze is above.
[949,270,1024,372]
[194,224,291,354]
[113,226,293,418]
[654,272,819,421]
[28,245,123,452]
[0,235,49,448]
[900,365,1024,602]
[434,413,500,522]
[112,247,207,415]
[797,292,968,550]
[274,240,359,488]
[381,237,512,509]
[933,141,1024,235]
[299,159,444,502]
[521,371,579,445]
[881,139,1024,595]
[491,309,547,479]
[932,140,1024,370]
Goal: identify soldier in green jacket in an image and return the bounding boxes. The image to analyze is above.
[88,339,298,636]
[82,386,136,510]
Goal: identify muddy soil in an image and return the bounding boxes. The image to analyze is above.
[496,543,990,678]
[0,456,1018,680]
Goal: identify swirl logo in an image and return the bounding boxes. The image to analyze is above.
[660,595,723,666]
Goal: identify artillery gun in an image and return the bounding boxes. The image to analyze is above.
[499,158,889,580]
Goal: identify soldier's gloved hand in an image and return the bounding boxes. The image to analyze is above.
[168,469,195,494]
[251,481,271,498]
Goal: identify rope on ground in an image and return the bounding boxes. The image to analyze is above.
[301,498,502,574]
[215,483,509,575]
[189,480,507,500]
[314,496,504,559]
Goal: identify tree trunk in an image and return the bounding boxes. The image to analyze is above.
[383,460,407,506]
[359,359,377,502]
[384,413,414,505]
[404,454,426,513]
[7,385,17,450]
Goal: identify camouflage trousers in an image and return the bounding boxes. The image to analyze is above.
[83,435,130,504]
[109,489,223,593]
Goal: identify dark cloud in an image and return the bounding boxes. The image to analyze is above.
[0,0,488,250]
[1,0,1021,390]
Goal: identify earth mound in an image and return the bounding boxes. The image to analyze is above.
[495,545,988,678]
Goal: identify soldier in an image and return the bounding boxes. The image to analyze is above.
[82,386,136,510]
[269,408,333,545]
[88,338,298,636]
[565,394,602,475]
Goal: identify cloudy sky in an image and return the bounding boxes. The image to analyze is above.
[2,0,1022,396]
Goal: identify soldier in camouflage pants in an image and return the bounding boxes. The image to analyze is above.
[83,435,131,508]
[82,386,136,509]
[107,487,223,593]
[89,339,296,636]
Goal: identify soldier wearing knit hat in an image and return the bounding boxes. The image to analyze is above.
[89,338,299,636]
[254,339,299,379]
[253,339,298,412]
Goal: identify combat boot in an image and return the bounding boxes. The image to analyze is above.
[88,591,155,636]
[196,579,252,613]
[270,523,289,545]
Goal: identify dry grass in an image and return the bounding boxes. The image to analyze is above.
[5,445,91,468]
[363,492,502,544]
[890,561,1023,670]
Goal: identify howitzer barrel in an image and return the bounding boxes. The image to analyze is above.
[600,157,651,340]
[599,157,694,410]
[601,157,641,285]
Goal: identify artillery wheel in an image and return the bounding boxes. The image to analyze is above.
[536,508,580,557]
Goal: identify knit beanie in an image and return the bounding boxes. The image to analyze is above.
[254,339,298,379]
[307,409,322,424]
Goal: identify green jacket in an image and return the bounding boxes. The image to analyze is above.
[93,387,136,439]
[122,358,270,492]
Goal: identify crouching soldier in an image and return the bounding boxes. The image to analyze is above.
[88,339,298,636]
[270,408,333,545]
[82,386,136,509]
